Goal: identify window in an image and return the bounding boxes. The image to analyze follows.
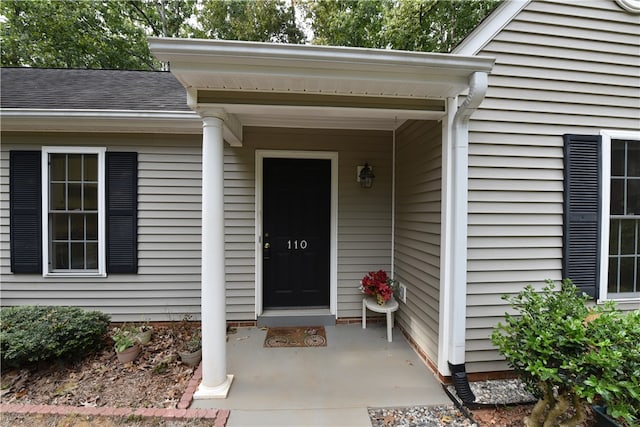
[43,147,105,276]
[563,131,640,301]
[10,149,137,276]
[601,132,640,299]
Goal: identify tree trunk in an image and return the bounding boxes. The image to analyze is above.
[560,393,586,427]
[543,393,570,427]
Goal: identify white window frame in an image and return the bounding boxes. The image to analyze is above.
[599,130,640,302]
[42,146,107,277]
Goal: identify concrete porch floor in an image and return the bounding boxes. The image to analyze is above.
[191,323,452,427]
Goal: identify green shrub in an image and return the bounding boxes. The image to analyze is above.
[0,305,110,368]
[576,309,640,425]
[491,279,640,427]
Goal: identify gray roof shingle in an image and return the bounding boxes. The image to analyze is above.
[0,68,190,111]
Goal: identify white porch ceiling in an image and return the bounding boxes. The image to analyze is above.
[149,38,495,132]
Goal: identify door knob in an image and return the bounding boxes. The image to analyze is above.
[264,243,271,249]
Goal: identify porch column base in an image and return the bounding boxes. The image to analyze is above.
[193,374,234,400]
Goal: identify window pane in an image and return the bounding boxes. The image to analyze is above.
[611,140,625,176]
[86,243,98,269]
[51,183,66,210]
[70,214,84,240]
[68,183,82,210]
[608,257,619,293]
[86,214,98,240]
[52,242,68,269]
[84,183,98,210]
[627,179,640,215]
[620,257,635,292]
[610,179,624,215]
[620,220,636,255]
[71,243,85,269]
[628,142,640,177]
[609,218,620,254]
[51,214,69,240]
[68,154,82,181]
[84,155,98,181]
[50,154,66,181]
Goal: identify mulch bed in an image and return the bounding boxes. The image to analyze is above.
[1,324,200,409]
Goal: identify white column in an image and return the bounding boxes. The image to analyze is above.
[194,115,234,399]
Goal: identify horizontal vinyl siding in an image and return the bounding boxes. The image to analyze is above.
[465,0,640,373]
[394,120,442,365]
[229,127,394,319]
[222,140,256,320]
[0,133,203,322]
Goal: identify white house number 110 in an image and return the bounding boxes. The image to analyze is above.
[287,240,308,250]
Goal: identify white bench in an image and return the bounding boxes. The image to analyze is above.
[362,295,399,342]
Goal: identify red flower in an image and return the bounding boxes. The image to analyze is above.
[359,270,395,304]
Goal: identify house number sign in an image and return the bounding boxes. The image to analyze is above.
[287,239,308,250]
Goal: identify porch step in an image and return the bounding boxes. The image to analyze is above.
[257,310,336,327]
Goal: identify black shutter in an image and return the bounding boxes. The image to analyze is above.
[10,151,43,273]
[106,152,138,273]
[563,134,601,298]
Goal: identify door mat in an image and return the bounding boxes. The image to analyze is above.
[264,326,327,348]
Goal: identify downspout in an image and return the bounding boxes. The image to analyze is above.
[448,71,488,403]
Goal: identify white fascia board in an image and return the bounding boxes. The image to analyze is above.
[150,37,494,74]
[453,0,530,55]
[0,109,202,134]
[149,38,494,97]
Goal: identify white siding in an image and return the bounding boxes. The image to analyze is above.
[465,0,640,372]
[394,120,442,365]
[0,133,203,322]
[1,128,395,321]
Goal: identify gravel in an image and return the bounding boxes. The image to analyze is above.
[457,379,536,405]
[368,378,536,426]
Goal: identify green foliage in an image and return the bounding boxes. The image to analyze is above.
[0,306,110,368]
[183,329,202,353]
[491,279,640,426]
[0,0,156,69]
[304,0,500,52]
[575,310,640,425]
[305,0,387,48]
[196,0,305,43]
[111,325,139,353]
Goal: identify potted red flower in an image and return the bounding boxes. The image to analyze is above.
[360,270,396,305]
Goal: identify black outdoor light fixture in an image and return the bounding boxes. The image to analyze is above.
[358,163,375,189]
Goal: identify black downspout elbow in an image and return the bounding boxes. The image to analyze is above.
[448,362,476,404]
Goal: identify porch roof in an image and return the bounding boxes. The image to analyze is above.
[149,38,494,135]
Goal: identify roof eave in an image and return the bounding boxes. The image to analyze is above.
[149,38,495,99]
[0,109,202,134]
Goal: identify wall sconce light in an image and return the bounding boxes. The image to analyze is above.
[357,163,375,188]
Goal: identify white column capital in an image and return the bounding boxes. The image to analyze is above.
[197,107,227,122]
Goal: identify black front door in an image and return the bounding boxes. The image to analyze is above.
[263,158,331,308]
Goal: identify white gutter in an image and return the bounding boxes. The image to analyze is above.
[448,72,488,368]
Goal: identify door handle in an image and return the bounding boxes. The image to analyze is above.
[263,234,271,259]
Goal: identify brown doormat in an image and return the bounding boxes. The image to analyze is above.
[264,326,327,348]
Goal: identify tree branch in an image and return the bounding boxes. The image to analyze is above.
[128,0,161,36]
